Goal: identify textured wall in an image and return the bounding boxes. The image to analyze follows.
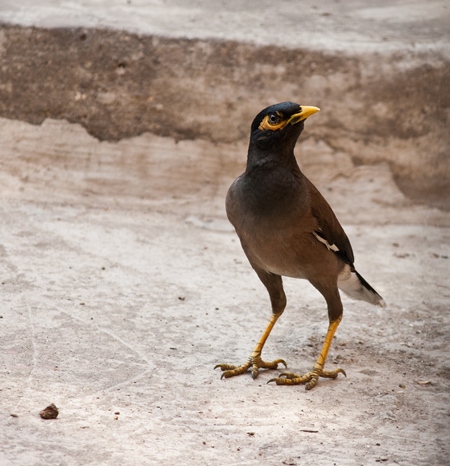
[0,25,449,208]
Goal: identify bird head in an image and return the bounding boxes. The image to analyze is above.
[249,102,320,153]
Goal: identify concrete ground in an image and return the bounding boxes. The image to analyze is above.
[0,1,449,465]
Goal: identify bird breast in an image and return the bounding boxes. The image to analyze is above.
[226,169,327,279]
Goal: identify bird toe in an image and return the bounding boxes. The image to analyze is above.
[215,355,287,380]
[267,366,346,389]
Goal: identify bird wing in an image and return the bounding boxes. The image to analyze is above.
[304,177,355,265]
[305,177,385,306]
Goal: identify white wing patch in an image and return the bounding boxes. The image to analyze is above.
[313,231,339,252]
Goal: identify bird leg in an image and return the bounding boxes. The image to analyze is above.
[268,316,346,390]
[215,312,287,380]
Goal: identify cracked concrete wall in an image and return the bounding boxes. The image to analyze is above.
[0,24,449,209]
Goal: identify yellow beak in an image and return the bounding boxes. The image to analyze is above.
[288,106,320,125]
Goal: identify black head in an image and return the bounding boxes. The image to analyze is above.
[249,101,320,154]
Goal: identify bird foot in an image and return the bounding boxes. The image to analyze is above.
[215,354,287,380]
[268,366,346,390]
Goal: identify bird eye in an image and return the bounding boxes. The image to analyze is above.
[258,111,286,131]
[268,113,279,125]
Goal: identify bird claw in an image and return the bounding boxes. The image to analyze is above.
[215,355,287,380]
[268,367,346,390]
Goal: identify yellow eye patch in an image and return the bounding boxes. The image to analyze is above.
[258,112,288,131]
[258,106,320,132]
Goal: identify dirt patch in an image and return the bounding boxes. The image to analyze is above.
[0,116,449,465]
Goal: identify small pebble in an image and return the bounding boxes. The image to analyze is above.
[39,403,59,419]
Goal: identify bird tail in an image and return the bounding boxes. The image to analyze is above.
[337,266,386,307]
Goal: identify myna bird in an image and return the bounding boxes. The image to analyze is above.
[215,102,385,390]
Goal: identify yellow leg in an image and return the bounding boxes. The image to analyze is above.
[268,316,346,390]
[215,313,287,380]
